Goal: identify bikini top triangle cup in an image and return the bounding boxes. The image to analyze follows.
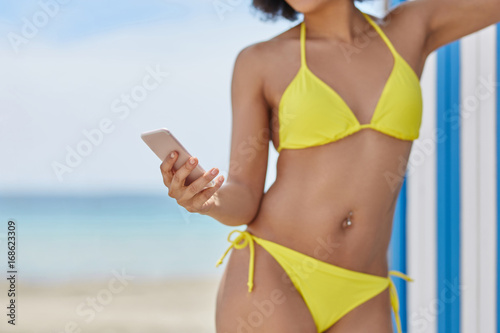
[277,11,423,153]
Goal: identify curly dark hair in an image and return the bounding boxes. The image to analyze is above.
[252,0,368,21]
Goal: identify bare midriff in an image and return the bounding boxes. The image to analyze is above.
[246,128,413,277]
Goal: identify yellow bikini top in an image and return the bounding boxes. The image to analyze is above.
[277,11,423,153]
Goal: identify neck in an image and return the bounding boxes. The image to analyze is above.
[302,1,370,44]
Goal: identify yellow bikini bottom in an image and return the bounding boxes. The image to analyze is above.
[216,230,413,333]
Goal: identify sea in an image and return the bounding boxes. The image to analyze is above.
[0,194,242,284]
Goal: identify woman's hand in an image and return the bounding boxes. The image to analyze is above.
[160,151,225,214]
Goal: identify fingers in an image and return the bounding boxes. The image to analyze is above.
[160,151,225,214]
[170,156,199,194]
[190,175,225,211]
[184,167,221,199]
[160,151,178,188]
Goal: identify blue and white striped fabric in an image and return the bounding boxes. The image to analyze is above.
[388,0,500,332]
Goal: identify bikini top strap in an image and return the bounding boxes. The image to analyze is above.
[360,11,398,58]
[300,21,307,66]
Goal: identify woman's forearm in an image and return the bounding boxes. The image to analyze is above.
[201,181,260,227]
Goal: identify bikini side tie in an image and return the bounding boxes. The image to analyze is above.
[388,270,414,333]
[216,230,255,292]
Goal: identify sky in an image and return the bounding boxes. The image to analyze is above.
[0,0,383,195]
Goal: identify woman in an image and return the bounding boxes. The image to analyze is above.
[160,0,500,332]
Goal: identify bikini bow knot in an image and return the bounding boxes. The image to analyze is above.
[216,230,255,292]
[388,270,414,333]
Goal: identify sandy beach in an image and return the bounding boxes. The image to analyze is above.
[0,277,220,333]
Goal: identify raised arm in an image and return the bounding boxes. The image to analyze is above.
[201,44,271,226]
[386,0,500,61]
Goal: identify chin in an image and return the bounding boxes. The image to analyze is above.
[285,0,338,14]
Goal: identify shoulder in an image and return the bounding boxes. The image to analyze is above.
[233,24,302,74]
[363,5,429,74]
[380,1,430,27]
[373,1,431,43]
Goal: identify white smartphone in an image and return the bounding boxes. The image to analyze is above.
[141,128,215,187]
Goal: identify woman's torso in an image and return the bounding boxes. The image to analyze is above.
[245,14,424,277]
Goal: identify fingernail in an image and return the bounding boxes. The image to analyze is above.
[170,152,175,158]
[189,157,196,164]
[211,168,218,175]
